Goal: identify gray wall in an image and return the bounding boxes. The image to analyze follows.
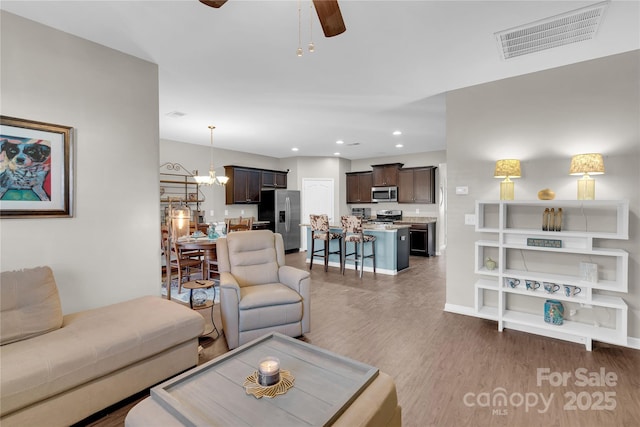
[159,138,284,222]
[350,151,447,217]
[445,51,640,339]
[0,12,160,313]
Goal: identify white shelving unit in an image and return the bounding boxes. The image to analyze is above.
[473,200,629,351]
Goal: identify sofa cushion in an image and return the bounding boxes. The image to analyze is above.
[0,266,63,346]
[0,296,204,416]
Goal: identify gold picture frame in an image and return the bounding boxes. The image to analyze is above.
[1,116,74,218]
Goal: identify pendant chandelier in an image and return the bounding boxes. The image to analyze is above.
[194,125,229,186]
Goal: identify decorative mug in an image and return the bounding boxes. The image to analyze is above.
[504,277,520,288]
[543,282,560,294]
[544,299,564,325]
[525,280,541,291]
[564,285,582,297]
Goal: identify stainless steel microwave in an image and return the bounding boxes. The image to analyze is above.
[371,186,398,203]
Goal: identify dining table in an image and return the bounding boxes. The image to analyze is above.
[176,238,218,282]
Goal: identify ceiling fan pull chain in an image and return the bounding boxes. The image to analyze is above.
[308,1,315,53]
[297,0,303,57]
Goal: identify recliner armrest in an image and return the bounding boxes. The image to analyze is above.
[219,272,241,299]
[219,272,242,349]
[278,266,310,293]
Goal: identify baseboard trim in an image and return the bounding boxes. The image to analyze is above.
[444,304,640,351]
[443,303,476,317]
[627,337,640,350]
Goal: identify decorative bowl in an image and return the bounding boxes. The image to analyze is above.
[537,188,556,200]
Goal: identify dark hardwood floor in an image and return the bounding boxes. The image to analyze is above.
[87,252,639,427]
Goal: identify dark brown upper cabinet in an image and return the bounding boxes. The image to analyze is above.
[224,166,261,204]
[346,172,373,203]
[398,166,436,204]
[372,163,403,187]
[262,170,288,188]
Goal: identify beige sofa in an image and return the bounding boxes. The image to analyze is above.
[0,266,204,427]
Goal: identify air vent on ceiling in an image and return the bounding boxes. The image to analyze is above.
[165,111,187,118]
[495,1,609,60]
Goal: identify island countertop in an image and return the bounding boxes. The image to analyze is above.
[393,216,437,225]
[300,223,411,232]
[302,225,410,275]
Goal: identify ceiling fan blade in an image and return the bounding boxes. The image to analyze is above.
[199,0,228,8]
[312,0,346,37]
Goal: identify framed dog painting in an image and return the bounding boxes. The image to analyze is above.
[0,116,74,218]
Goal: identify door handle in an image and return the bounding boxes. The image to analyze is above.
[285,197,290,232]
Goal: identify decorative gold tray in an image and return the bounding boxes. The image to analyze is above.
[243,369,294,399]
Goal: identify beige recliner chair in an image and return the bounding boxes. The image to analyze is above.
[216,230,311,349]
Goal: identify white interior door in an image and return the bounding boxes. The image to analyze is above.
[301,178,335,251]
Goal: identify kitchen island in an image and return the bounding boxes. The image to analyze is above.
[302,224,410,275]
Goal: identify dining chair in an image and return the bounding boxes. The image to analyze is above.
[309,214,343,272]
[171,242,204,294]
[161,225,202,262]
[341,215,376,278]
[225,216,253,232]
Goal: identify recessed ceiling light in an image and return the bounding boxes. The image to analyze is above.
[395,144,404,148]
[334,152,340,156]
[393,130,402,136]
[336,140,344,145]
[292,147,299,152]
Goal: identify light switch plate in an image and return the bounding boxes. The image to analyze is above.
[456,186,469,195]
[464,214,476,225]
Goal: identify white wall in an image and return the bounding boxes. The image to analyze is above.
[0,12,160,314]
[445,51,640,339]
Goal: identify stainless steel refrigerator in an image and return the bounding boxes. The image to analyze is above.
[258,190,301,253]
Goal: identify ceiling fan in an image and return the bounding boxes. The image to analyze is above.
[199,0,346,37]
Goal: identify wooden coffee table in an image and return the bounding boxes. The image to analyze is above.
[125,332,401,426]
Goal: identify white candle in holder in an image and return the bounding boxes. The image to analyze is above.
[258,357,280,386]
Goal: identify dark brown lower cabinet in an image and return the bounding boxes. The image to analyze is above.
[410,222,435,257]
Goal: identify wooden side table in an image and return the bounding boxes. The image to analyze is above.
[181,280,220,343]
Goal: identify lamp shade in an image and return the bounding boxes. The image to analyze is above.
[171,204,191,241]
[569,153,605,175]
[494,159,521,178]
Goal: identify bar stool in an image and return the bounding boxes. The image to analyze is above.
[309,214,343,272]
[341,215,376,278]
